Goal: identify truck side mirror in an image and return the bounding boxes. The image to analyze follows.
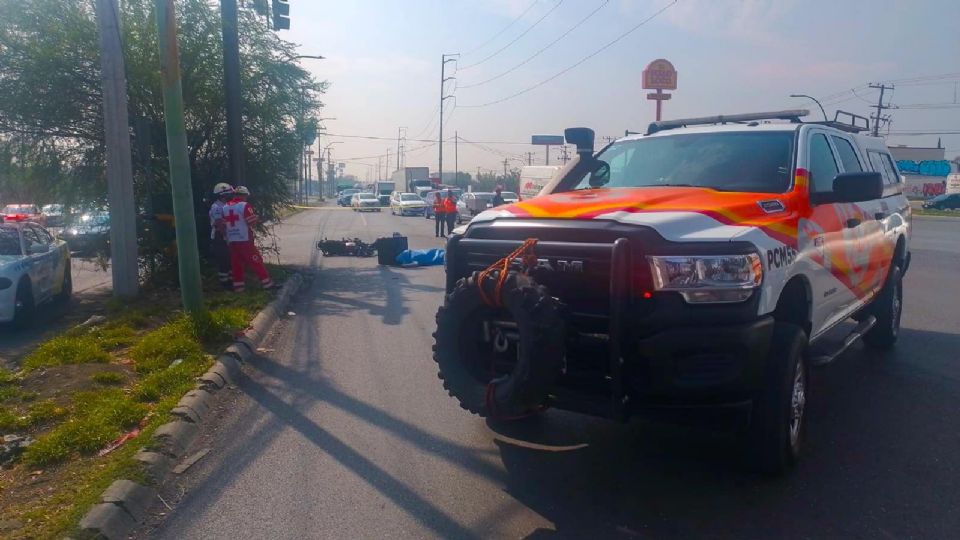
[564,127,595,155]
[812,172,883,204]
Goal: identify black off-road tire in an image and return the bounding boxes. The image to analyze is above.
[13,279,35,329]
[863,265,902,350]
[433,271,565,418]
[744,322,807,475]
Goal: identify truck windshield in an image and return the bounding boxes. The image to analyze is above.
[576,131,796,194]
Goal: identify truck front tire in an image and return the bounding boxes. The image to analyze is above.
[745,322,807,475]
[863,265,902,350]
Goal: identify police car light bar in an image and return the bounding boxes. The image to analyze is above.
[646,109,810,135]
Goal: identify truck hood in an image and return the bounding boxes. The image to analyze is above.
[470,187,799,245]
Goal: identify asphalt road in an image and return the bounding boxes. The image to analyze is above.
[145,209,960,539]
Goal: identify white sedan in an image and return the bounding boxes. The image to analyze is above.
[389,192,427,216]
[0,223,71,326]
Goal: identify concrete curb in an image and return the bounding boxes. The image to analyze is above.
[77,273,304,540]
[914,213,960,221]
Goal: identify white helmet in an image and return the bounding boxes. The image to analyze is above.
[235,186,250,196]
[213,182,234,196]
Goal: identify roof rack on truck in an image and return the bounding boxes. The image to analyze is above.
[646,109,809,135]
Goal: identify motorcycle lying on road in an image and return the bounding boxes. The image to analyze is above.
[317,237,376,257]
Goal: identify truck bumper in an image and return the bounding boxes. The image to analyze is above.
[628,316,774,406]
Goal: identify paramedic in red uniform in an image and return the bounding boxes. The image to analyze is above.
[223,186,275,291]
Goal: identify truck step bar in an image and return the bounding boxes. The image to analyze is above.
[808,315,877,367]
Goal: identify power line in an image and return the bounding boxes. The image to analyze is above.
[462,0,540,56]
[459,0,565,71]
[461,0,611,89]
[317,132,534,145]
[460,0,677,108]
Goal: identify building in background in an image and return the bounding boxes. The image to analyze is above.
[888,144,957,199]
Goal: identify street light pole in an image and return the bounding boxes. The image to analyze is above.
[789,94,828,121]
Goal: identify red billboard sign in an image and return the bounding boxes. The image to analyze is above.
[642,59,677,90]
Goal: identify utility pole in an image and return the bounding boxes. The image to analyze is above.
[386,148,391,176]
[559,146,570,164]
[502,158,509,179]
[868,83,895,137]
[155,0,204,313]
[439,53,459,186]
[220,0,245,185]
[396,127,406,170]
[527,152,533,166]
[454,131,458,185]
[94,0,139,298]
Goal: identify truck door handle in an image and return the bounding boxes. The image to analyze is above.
[874,212,885,220]
[845,218,861,228]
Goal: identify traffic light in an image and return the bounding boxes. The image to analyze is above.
[272,0,290,30]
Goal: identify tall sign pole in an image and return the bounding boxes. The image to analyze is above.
[642,59,678,121]
[94,0,139,298]
[155,0,204,314]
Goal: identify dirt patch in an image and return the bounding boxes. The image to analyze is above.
[20,364,134,403]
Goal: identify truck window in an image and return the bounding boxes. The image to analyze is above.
[575,131,795,194]
[830,136,863,172]
[809,134,839,193]
[868,151,899,185]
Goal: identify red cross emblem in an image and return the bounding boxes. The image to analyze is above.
[224,209,241,226]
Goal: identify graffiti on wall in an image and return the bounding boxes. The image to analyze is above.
[896,160,951,177]
[904,180,947,198]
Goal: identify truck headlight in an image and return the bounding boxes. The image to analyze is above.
[648,254,762,304]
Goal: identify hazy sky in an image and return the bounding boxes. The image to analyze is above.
[282,0,960,180]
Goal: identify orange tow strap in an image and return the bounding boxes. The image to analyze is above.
[475,238,538,308]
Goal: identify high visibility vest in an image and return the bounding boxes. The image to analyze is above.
[222,199,257,243]
[433,197,445,214]
[442,197,457,214]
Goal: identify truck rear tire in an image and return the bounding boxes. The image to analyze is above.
[433,271,565,418]
[744,322,807,475]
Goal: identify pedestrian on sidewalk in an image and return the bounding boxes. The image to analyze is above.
[223,186,276,292]
[443,190,458,234]
[209,182,234,290]
[434,191,447,237]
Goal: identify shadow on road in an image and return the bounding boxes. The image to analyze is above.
[306,265,442,326]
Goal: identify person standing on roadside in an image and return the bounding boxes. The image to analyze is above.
[443,190,458,235]
[433,191,447,237]
[223,186,276,292]
[209,183,234,289]
[491,187,506,207]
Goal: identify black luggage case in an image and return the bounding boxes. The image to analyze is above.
[376,235,408,266]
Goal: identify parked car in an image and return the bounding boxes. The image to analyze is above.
[922,193,960,210]
[0,222,71,327]
[2,204,45,226]
[337,189,360,206]
[41,204,66,227]
[60,211,111,253]
[500,191,520,204]
[351,193,381,212]
[389,192,427,216]
[456,192,496,223]
[423,189,463,219]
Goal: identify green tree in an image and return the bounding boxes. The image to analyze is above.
[0,0,325,252]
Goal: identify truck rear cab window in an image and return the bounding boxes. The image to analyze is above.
[830,135,863,172]
[809,134,840,193]
[868,150,900,186]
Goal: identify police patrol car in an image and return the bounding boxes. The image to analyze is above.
[0,222,72,326]
[435,109,910,474]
